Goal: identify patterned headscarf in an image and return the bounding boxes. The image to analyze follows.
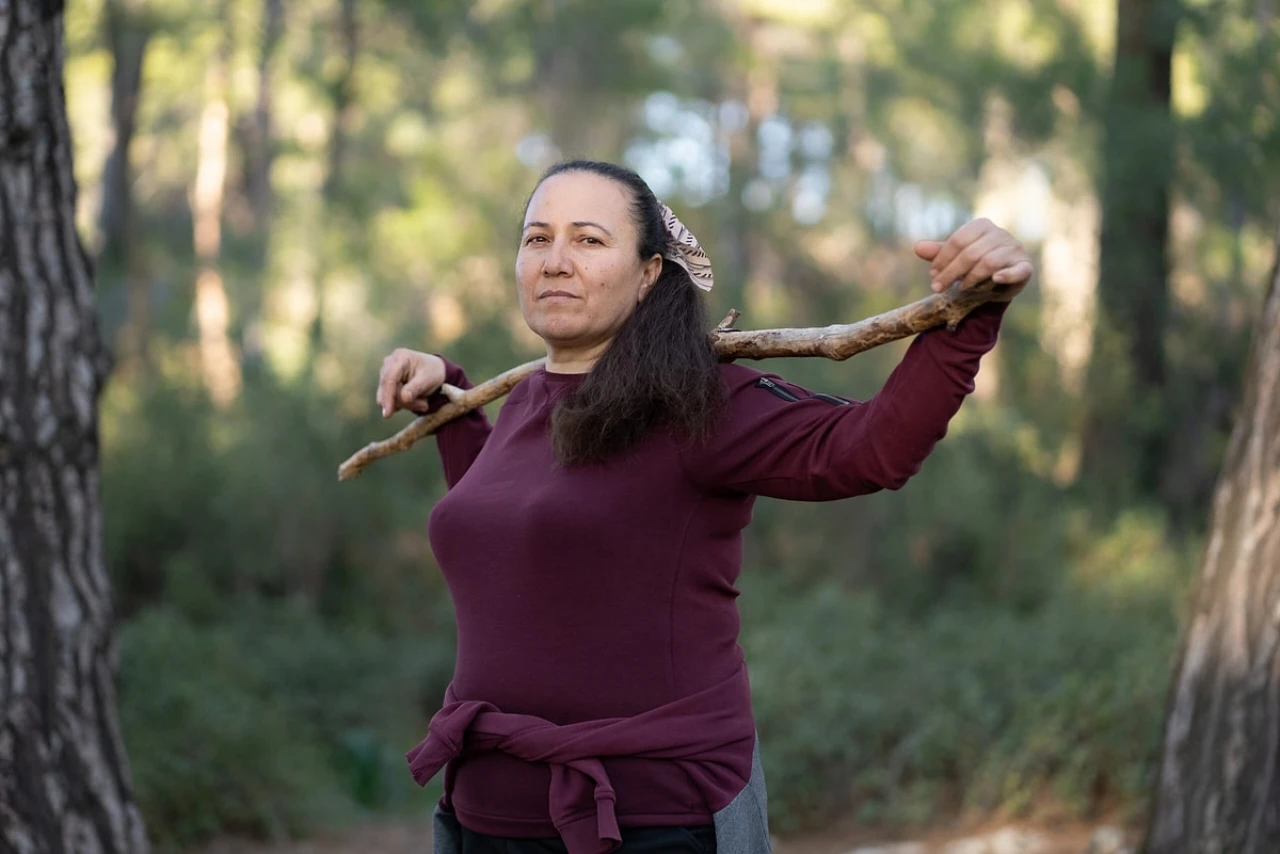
[658,203,714,292]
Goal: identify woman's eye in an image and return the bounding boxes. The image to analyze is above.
[582,236,602,245]
[525,235,547,245]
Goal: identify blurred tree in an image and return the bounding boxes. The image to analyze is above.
[1082,0,1180,507]
[234,0,284,372]
[0,2,148,852]
[98,0,149,258]
[1144,224,1280,854]
[323,0,357,203]
[308,0,358,361]
[99,0,153,372]
[191,0,241,406]
[1157,1,1280,528]
[241,0,283,232]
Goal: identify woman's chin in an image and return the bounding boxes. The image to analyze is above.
[529,317,590,343]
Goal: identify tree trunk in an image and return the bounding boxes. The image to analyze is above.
[322,0,357,203]
[0,4,149,853]
[236,0,283,371]
[245,0,281,232]
[1081,0,1179,505]
[302,0,357,369]
[191,9,240,406]
[97,0,149,260]
[1143,226,1280,854]
[99,0,153,374]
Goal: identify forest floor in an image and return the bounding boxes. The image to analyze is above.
[195,815,1139,854]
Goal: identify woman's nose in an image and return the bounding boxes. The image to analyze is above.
[542,239,572,276]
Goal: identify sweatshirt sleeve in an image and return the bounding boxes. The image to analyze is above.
[677,301,1009,501]
[424,354,493,489]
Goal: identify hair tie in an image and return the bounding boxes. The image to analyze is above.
[658,202,714,292]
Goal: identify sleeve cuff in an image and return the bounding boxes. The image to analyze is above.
[422,353,473,416]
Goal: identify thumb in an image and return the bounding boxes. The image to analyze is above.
[914,240,943,262]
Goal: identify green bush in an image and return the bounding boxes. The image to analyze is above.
[104,370,460,848]
[742,510,1191,833]
[117,603,452,851]
[101,372,454,631]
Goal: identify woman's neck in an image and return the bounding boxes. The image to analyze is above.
[544,344,608,374]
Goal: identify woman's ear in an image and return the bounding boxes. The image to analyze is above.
[638,254,663,302]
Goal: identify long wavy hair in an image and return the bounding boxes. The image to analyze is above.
[527,160,727,467]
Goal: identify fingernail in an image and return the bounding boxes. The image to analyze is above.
[931,280,942,292]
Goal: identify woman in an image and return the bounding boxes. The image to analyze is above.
[375,161,1032,854]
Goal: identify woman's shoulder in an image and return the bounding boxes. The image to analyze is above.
[716,360,772,388]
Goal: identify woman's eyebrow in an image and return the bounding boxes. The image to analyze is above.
[521,221,614,237]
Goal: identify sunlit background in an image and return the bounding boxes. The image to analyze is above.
[61,0,1278,850]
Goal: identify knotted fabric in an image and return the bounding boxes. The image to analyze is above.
[659,202,715,292]
[406,664,756,854]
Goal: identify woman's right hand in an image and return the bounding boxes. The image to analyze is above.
[377,349,447,418]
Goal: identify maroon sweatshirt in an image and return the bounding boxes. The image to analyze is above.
[413,301,1008,837]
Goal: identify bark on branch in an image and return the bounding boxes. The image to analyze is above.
[337,279,1016,481]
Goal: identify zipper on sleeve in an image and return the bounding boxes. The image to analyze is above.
[755,376,850,406]
[755,376,801,402]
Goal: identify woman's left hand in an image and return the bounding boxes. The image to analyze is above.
[914,218,1034,296]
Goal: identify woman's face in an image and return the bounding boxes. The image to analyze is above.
[516,171,662,366]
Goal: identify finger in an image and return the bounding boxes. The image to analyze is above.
[958,239,1023,290]
[965,246,1025,288]
[928,218,994,284]
[932,230,1006,292]
[952,240,1029,290]
[914,240,944,262]
[400,369,438,404]
[405,396,436,415]
[377,355,407,418]
[930,218,995,279]
[993,258,1034,285]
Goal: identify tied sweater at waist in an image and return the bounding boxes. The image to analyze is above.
[405,665,756,854]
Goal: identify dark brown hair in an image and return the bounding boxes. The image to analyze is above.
[528,160,727,467]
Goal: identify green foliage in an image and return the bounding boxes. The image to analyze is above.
[105,373,458,848]
[101,369,461,632]
[118,601,448,851]
[118,607,343,851]
[744,509,1191,833]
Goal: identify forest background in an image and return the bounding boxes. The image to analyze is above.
[61,0,1280,849]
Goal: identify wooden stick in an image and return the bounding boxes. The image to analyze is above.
[337,279,1015,480]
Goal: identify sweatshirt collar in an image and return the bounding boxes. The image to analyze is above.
[538,365,589,387]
